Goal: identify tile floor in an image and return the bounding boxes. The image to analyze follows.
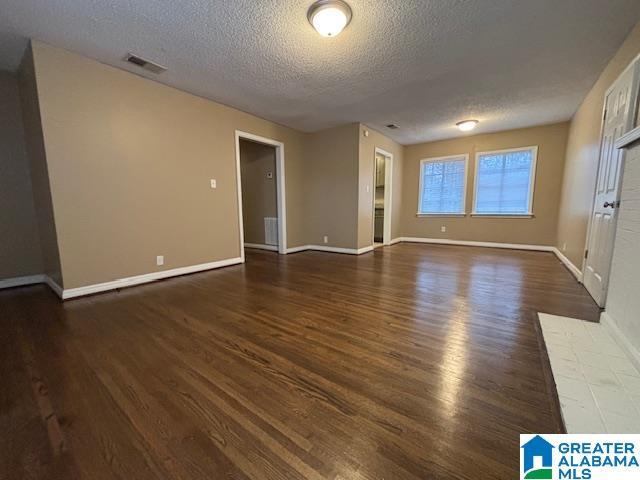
[538,313,640,433]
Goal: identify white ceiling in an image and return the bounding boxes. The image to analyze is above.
[1,0,639,144]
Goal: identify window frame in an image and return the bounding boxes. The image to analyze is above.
[417,154,469,217]
[472,146,538,217]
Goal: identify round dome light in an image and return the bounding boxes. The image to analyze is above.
[308,0,352,38]
[456,120,479,132]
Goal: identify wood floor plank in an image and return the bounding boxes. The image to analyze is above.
[1,244,600,479]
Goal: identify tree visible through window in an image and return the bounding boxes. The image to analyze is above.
[418,156,467,214]
[473,147,537,215]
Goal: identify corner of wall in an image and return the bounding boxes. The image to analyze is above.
[357,124,405,248]
[17,41,65,288]
[0,68,43,281]
[555,22,640,268]
[304,123,360,249]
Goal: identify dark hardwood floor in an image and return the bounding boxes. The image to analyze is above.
[1,244,600,479]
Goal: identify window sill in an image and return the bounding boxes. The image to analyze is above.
[470,213,534,218]
[416,213,466,218]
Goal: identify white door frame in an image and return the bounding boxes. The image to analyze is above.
[234,130,287,260]
[580,55,640,304]
[371,147,393,246]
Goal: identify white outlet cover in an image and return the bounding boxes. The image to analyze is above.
[156,255,164,266]
[267,172,273,179]
[210,179,217,189]
[323,236,328,244]
[441,226,446,232]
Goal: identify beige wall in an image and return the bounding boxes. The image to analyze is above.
[358,124,404,247]
[29,41,310,289]
[18,28,637,292]
[18,46,63,286]
[400,122,569,246]
[305,123,360,249]
[0,71,43,280]
[557,23,640,267]
[20,42,395,290]
[239,139,277,245]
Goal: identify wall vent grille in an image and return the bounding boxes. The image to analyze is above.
[264,217,278,246]
[124,53,167,74]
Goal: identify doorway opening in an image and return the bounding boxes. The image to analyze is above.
[235,131,287,261]
[372,147,393,247]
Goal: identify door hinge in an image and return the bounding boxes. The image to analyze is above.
[584,249,589,259]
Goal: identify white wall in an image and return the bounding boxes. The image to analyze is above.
[604,140,640,364]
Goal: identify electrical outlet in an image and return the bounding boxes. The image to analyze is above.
[365,185,370,193]
[210,179,217,189]
[441,225,446,233]
[266,172,273,179]
[323,235,328,244]
[156,255,164,266]
[562,242,567,252]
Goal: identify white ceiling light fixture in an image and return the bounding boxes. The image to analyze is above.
[307,0,352,38]
[456,120,479,132]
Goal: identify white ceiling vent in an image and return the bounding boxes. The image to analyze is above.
[124,53,166,74]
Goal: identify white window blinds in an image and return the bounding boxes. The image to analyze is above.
[418,156,467,214]
[474,147,537,215]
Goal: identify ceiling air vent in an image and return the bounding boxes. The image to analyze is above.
[386,124,399,129]
[124,53,167,74]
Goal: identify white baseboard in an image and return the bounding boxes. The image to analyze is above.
[397,237,555,252]
[285,245,311,254]
[61,256,243,300]
[552,247,583,283]
[308,245,373,255]
[0,274,66,300]
[283,245,374,255]
[0,274,46,290]
[44,276,64,298]
[601,311,640,374]
[244,243,278,252]
[389,238,402,245]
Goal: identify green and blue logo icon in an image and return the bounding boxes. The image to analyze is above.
[521,435,554,479]
[520,434,640,479]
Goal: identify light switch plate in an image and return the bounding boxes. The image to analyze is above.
[210,179,217,189]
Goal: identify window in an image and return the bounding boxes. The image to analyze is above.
[417,155,468,215]
[473,146,537,216]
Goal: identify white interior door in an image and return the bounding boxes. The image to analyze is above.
[583,61,639,307]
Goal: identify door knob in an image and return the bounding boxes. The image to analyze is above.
[603,201,616,208]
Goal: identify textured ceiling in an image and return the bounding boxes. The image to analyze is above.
[1,0,640,144]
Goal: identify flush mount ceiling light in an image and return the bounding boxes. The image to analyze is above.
[307,0,352,37]
[456,120,479,132]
